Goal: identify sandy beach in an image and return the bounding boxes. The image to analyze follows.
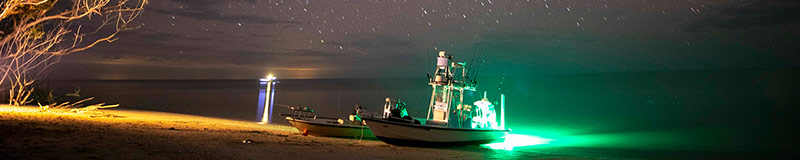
[0,105,562,160]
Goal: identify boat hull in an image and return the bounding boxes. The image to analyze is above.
[287,118,375,138]
[363,117,509,146]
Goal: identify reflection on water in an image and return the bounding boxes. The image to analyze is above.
[40,68,799,158]
[482,134,554,150]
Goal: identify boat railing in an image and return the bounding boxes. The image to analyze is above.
[281,106,339,121]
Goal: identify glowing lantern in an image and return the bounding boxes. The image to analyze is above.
[472,91,498,129]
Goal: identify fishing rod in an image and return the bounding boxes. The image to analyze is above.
[493,67,507,104]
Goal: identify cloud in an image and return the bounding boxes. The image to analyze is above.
[464,32,604,54]
[284,49,361,57]
[117,28,186,43]
[149,0,301,25]
[350,35,417,49]
[684,0,800,32]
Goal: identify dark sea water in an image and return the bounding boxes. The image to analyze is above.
[40,68,799,159]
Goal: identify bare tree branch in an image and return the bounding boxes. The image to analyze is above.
[1,0,147,105]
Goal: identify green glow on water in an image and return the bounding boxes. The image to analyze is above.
[481,126,722,151]
[481,134,554,150]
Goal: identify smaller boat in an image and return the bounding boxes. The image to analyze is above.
[283,105,375,139]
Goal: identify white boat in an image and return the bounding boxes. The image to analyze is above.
[364,51,510,146]
[362,117,508,145]
[283,106,374,139]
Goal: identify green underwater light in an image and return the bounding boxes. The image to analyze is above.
[481,134,554,150]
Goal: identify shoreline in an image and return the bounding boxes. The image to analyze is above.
[0,105,515,159]
[3,105,787,159]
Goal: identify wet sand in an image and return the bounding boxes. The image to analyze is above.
[0,105,558,160]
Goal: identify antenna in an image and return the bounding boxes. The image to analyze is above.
[472,57,485,83]
[493,66,508,104]
[465,54,478,83]
[426,51,431,77]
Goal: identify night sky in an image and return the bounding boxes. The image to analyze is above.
[52,0,799,80]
